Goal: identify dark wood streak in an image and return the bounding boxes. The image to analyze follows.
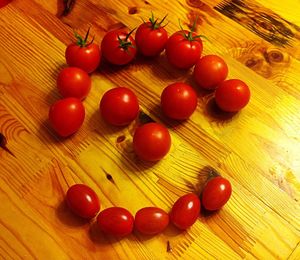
[62,0,76,16]
[0,133,16,158]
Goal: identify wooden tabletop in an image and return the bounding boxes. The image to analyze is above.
[1,0,300,259]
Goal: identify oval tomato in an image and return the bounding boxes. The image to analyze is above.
[166,30,203,69]
[100,87,139,126]
[133,122,171,161]
[57,67,91,100]
[161,82,197,120]
[66,184,100,219]
[194,55,228,90]
[201,177,232,211]
[215,79,250,112]
[101,29,137,65]
[134,207,169,235]
[97,207,134,237]
[65,28,101,73]
[49,97,85,137]
[170,193,200,230]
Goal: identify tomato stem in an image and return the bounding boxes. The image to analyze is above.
[148,12,168,30]
[74,27,94,47]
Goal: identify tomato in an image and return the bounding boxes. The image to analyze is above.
[66,184,100,219]
[0,0,11,8]
[100,87,139,126]
[166,30,203,69]
[170,193,200,230]
[101,29,137,65]
[65,28,101,73]
[133,122,171,161]
[49,97,85,137]
[134,207,169,235]
[215,79,250,112]
[194,55,228,90]
[57,67,91,100]
[161,82,197,120]
[135,14,168,57]
[201,177,232,211]
[97,207,134,237]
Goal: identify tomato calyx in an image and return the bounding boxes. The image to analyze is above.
[117,28,136,50]
[179,17,207,42]
[147,12,168,30]
[74,27,95,47]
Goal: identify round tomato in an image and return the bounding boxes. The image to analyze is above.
[66,184,100,219]
[194,55,228,90]
[161,82,197,120]
[101,29,137,65]
[166,30,203,69]
[133,122,171,161]
[135,14,168,57]
[134,207,169,235]
[170,193,200,230]
[0,0,11,8]
[49,97,85,137]
[97,207,134,237]
[201,177,232,211]
[65,28,101,74]
[100,87,139,126]
[57,67,91,100]
[215,79,250,112]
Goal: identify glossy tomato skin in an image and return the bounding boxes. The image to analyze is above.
[66,184,100,219]
[0,0,11,8]
[135,22,168,57]
[97,207,134,237]
[194,55,228,90]
[170,193,201,230]
[65,43,101,74]
[100,87,139,126]
[133,122,171,162]
[201,177,232,211]
[166,30,203,69]
[49,97,85,137]
[161,82,198,120]
[101,30,137,65]
[215,79,250,112]
[57,67,91,100]
[134,207,169,235]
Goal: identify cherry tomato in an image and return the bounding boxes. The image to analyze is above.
[57,67,91,100]
[135,14,168,57]
[66,184,100,219]
[0,0,11,8]
[161,82,197,120]
[49,97,85,137]
[134,207,169,235]
[133,122,171,162]
[65,28,101,73]
[101,29,137,65]
[170,193,200,230]
[215,79,250,112]
[166,30,203,69]
[201,177,232,211]
[100,87,139,126]
[97,207,134,237]
[193,55,228,90]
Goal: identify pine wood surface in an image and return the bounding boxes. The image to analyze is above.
[0,0,300,259]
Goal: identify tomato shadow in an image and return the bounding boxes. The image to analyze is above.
[205,97,238,121]
[184,74,215,99]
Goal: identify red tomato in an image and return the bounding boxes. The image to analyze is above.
[215,79,250,112]
[97,207,134,237]
[134,207,169,235]
[66,184,100,219]
[166,30,203,69]
[0,0,11,8]
[170,193,200,230]
[65,28,101,73]
[135,14,168,57]
[161,82,197,120]
[201,177,232,211]
[57,67,91,100]
[133,122,171,161]
[194,55,228,90]
[101,29,137,65]
[100,87,139,126]
[49,97,85,137]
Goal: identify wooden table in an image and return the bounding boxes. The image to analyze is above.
[0,0,300,259]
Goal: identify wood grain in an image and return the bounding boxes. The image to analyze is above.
[0,0,299,259]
